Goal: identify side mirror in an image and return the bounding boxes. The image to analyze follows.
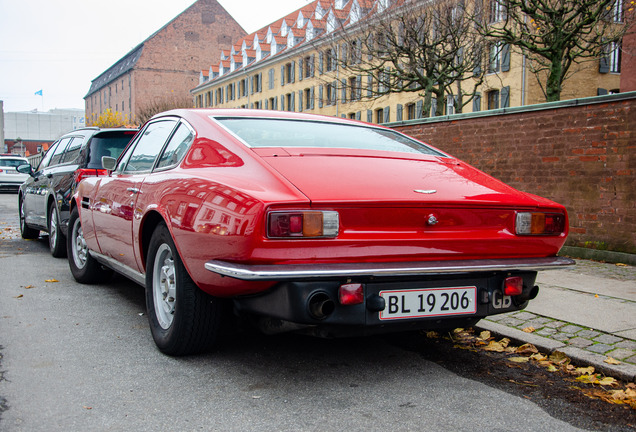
[101,156,117,171]
[17,164,34,177]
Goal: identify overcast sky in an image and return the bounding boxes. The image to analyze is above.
[0,0,310,113]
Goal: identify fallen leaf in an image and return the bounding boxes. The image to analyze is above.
[615,263,627,267]
[604,356,621,365]
[598,377,618,387]
[484,341,505,352]
[530,353,547,361]
[479,330,491,340]
[594,294,599,298]
[609,390,627,400]
[522,326,535,333]
[508,356,530,363]
[425,331,439,338]
[546,364,558,372]
[576,374,597,384]
[24,285,34,289]
[574,366,595,376]
[45,279,59,283]
[83,406,93,410]
[515,343,538,355]
[549,351,571,365]
[499,337,510,348]
[453,328,465,334]
[14,294,24,299]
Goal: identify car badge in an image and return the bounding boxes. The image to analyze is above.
[427,214,439,226]
[414,189,437,194]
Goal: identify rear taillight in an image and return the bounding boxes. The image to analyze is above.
[339,283,364,305]
[503,276,524,296]
[515,212,565,235]
[267,211,339,238]
[74,168,108,184]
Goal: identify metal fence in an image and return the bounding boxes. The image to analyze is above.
[27,153,43,168]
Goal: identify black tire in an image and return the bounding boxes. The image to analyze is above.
[48,202,67,258]
[67,206,112,283]
[19,197,39,240]
[145,223,226,356]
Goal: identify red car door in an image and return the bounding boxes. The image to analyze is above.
[91,119,178,273]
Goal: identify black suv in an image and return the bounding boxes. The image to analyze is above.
[18,127,137,257]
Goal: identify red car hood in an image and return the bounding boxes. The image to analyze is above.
[254,148,543,207]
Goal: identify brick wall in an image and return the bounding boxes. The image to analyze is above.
[392,93,636,254]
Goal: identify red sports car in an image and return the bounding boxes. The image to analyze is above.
[68,109,573,355]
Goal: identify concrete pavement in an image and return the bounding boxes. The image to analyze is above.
[478,258,636,382]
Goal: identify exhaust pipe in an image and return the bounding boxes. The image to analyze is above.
[307,292,335,320]
[529,285,540,300]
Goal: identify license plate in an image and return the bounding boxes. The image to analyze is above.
[379,286,477,320]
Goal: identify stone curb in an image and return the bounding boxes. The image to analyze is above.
[477,321,636,383]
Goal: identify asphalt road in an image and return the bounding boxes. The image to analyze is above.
[0,193,599,431]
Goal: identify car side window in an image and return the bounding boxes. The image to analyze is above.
[123,120,178,173]
[156,123,195,170]
[61,136,84,164]
[37,141,60,170]
[48,138,72,167]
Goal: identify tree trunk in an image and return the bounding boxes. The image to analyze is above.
[546,59,564,102]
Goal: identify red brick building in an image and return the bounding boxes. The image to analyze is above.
[84,0,245,124]
[620,15,636,92]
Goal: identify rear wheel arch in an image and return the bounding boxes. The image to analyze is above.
[140,211,167,272]
[46,195,57,229]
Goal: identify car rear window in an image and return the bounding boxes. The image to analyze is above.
[87,131,137,169]
[214,117,446,157]
[0,158,28,167]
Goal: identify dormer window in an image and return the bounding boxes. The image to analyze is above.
[335,0,346,9]
[315,3,325,19]
[281,20,289,37]
[296,12,305,28]
[349,0,361,24]
[306,22,315,41]
[327,10,337,33]
[378,0,390,13]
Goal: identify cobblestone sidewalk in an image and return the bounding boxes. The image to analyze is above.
[486,310,636,365]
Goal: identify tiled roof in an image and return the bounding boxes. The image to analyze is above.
[197,0,391,87]
[86,45,143,97]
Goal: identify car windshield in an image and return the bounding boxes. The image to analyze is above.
[0,158,27,167]
[87,132,136,169]
[214,117,446,157]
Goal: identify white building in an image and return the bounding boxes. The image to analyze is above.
[2,108,85,142]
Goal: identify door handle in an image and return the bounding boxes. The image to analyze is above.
[126,187,141,194]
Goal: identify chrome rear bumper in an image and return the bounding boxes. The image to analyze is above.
[205,256,575,281]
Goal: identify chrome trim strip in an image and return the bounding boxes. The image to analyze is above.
[205,256,575,281]
[90,251,146,286]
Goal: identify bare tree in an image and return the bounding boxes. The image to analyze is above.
[478,0,629,101]
[136,95,193,125]
[321,0,487,117]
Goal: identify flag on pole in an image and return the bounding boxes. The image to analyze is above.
[34,89,43,96]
